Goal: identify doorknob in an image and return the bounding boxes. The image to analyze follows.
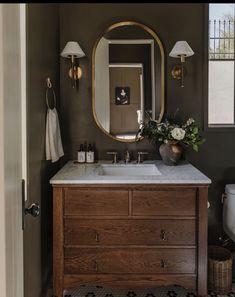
[25,202,40,217]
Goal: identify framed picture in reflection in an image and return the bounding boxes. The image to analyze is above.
[115,87,130,105]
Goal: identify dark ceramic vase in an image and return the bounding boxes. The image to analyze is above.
[159,142,183,166]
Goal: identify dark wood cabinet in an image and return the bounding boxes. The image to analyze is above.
[53,184,208,297]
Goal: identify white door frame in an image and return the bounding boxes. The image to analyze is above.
[20,3,28,202]
[0,4,25,297]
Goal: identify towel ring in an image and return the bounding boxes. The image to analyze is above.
[46,78,56,109]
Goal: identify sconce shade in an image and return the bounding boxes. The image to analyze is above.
[169,41,194,58]
[61,41,85,58]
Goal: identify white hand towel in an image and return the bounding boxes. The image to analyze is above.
[46,108,64,163]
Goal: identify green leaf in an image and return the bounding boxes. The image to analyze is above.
[192,144,199,152]
[193,127,199,134]
[198,138,206,145]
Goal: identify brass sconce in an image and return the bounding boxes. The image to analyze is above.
[61,41,85,88]
[169,41,194,88]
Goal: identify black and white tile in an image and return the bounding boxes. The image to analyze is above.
[61,284,235,297]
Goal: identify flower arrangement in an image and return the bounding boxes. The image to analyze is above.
[140,117,205,152]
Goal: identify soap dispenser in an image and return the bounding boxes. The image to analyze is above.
[86,144,95,163]
[77,144,86,163]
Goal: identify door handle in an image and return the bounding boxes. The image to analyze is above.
[95,231,100,242]
[161,259,167,268]
[93,260,98,272]
[160,229,166,241]
[25,202,40,217]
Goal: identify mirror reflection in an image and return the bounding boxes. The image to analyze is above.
[93,22,165,142]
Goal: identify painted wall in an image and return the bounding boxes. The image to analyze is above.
[25,4,61,297]
[59,3,235,244]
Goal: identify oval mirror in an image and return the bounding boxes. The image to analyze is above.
[92,21,165,142]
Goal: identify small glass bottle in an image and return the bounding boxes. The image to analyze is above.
[77,144,86,163]
[86,144,94,163]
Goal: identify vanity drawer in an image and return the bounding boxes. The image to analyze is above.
[132,189,196,216]
[64,247,196,274]
[64,219,196,246]
[64,189,129,216]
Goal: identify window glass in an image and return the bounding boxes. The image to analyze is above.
[208,4,235,125]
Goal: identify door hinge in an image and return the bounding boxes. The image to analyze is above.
[22,179,25,230]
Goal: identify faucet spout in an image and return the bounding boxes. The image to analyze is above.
[124,150,130,164]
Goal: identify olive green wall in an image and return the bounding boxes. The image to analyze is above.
[25,4,60,297]
[59,4,235,244]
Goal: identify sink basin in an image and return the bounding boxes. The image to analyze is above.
[99,164,161,176]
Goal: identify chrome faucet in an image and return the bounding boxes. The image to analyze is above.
[137,152,149,164]
[124,150,130,164]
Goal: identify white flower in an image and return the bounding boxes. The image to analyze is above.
[171,127,185,141]
[186,118,195,126]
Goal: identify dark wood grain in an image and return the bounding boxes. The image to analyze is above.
[53,184,209,296]
[197,187,208,297]
[53,187,64,297]
[132,189,196,216]
[64,274,197,290]
[64,247,196,274]
[64,188,129,216]
[64,219,196,246]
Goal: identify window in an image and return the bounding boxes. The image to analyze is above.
[208,3,235,127]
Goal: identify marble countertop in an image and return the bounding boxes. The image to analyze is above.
[50,160,211,185]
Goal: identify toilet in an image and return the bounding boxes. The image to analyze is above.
[223,184,235,241]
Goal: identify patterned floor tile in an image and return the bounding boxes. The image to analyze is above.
[62,284,235,297]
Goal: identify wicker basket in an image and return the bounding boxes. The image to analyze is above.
[208,245,233,295]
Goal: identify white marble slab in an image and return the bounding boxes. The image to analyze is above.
[50,160,211,185]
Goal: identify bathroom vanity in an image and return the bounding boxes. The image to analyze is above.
[50,161,211,297]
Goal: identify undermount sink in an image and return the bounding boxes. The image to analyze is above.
[99,164,161,176]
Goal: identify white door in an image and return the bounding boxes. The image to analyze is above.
[0,4,25,297]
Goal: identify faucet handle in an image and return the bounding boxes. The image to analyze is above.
[107,151,118,164]
[137,152,149,164]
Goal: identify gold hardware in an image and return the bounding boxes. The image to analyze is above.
[95,231,100,242]
[161,259,166,268]
[68,66,82,81]
[92,20,165,143]
[171,65,182,80]
[160,229,166,241]
[171,64,185,88]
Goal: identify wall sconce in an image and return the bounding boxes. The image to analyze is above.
[61,41,85,88]
[169,41,194,88]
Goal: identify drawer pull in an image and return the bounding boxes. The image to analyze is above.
[95,231,100,242]
[160,229,166,241]
[93,260,98,272]
[161,259,167,268]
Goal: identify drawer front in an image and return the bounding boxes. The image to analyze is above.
[64,248,196,274]
[64,189,129,216]
[63,274,197,290]
[133,189,196,216]
[64,219,196,246]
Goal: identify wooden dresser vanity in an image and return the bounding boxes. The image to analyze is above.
[51,162,210,297]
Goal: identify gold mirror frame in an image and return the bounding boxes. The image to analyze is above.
[92,21,165,143]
